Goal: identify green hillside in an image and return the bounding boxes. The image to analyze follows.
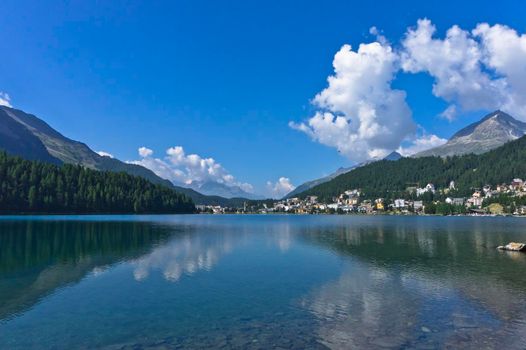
[299,135,526,201]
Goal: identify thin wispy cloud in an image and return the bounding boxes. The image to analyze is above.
[0,92,12,107]
[96,151,114,158]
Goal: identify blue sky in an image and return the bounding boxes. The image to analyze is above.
[1,0,526,197]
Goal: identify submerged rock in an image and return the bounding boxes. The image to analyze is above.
[497,242,526,252]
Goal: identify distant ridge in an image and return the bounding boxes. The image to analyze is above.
[187,180,264,200]
[284,151,402,199]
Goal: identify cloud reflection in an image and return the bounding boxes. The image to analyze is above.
[299,218,526,348]
[132,234,235,282]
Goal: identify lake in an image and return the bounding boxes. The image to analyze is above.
[1,215,526,349]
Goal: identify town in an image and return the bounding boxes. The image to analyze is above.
[197,178,526,216]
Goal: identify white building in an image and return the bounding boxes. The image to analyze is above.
[394,199,406,208]
[416,183,435,197]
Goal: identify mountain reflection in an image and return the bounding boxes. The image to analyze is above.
[0,219,175,321]
[0,217,265,323]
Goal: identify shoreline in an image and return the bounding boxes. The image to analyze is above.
[0,212,524,218]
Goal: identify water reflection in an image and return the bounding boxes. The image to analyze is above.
[132,230,237,282]
[299,217,526,348]
[1,216,526,349]
[0,219,175,322]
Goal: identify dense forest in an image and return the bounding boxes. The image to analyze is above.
[0,152,195,214]
[300,135,526,201]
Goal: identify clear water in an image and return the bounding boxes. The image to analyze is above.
[1,215,526,349]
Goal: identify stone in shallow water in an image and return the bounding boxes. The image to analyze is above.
[497,242,526,251]
[421,326,431,333]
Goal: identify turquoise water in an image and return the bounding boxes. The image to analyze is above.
[1,215,526,349]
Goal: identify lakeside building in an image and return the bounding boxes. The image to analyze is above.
[199,178,526,216]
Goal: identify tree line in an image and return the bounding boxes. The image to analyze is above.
[0,151,195,214]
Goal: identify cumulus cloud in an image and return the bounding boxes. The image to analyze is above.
[0,92,12,107]
[401,19,506,113]
[266,177,295,198]
[292,19,526,161]
[96,151,114,158]
[473,23,526,118]
[290,41,416,162]
[129,146,254,193]
[401,19,526,120]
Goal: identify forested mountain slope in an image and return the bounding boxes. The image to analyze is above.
[0,152,195,214]
[300,135,526,201]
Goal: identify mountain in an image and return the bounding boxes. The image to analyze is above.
[383,151,403,161]
[188,181,263,200]
[284,151,402,198]
[0,106,174,186]
[415,110,526,157]
[0,106,249,207]
[298,134,526,201]
[0,108,61,164]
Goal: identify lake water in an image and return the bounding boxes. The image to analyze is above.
[1,215,526,349]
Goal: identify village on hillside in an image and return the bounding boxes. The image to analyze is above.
[197,178,526,216]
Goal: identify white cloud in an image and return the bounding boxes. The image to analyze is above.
[97,151,114,158]
[401,19,506,112]
[0,92,12,107]
[397,133,447,156]
[439,105,457,122]
[369,26,387,45]
[138,146,153,158]
[290,41,416,163]
[292,19,526,161]
[266,177,295,198]
[473,23,526,119]
[129,146,254,193]
[401,19,526,120]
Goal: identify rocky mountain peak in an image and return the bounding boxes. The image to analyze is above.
[415,110,526,158]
